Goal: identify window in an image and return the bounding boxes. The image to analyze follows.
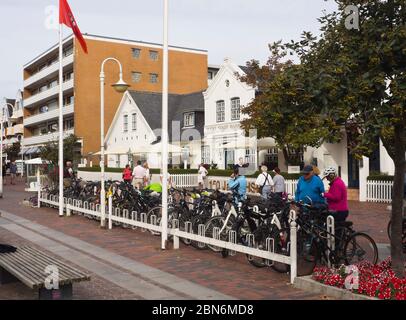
[149,73,159,84]
[132,72,142,83]
[231,98,241,120]
[48,80,58,89]
[132,48,141,59]
[48,122,58,133]
[216,100,225,123]
[132,113,137,131]
[64,46,73,57]
[208,72,213,80]
[64,118,74,130]
[183,112,195,127]
[64,95,74,106]
[123,115,128,132]
[202,146,210,164]
[149,50,158,61]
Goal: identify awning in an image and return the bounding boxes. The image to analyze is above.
[24,147,40,155]
[25,158,50,165]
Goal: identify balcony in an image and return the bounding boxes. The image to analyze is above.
[24,78,74,109]
[24,129,74,146]
[10,108,24,120]
[24,104,74,127]
[6,124,24,136]
[24,54,74,89]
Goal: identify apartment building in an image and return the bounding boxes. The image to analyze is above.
[1,91,24,150]
[22,34,209,159]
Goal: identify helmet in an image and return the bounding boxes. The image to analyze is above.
[323,166,337,177]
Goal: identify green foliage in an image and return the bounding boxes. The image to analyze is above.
[5,142,21,161]
[39,134,81,165]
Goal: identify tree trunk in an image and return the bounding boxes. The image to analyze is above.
[282,147,291,166]
[391,123,405,278]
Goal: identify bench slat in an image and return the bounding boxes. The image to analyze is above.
[22,246,89,280]
[0,256,42,288]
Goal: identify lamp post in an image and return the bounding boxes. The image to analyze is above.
[0,102,14,198]
[99,58,130,227]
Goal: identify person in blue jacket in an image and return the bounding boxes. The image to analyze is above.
[295,165,325,204]
[228,167,247,205]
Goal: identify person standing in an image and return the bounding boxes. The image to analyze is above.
[272,167,286,197]
[132,160,146,190]
[322,167,349,222]
[9,161,17,185]
[295,165,325,205]
[255,165,274,199]
[198,163,208,190]
[2,162,6,186]
[143,162,151,187]
[122,165,132,184]
[228,167,247,205]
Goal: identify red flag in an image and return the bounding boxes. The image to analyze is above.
[59,0,88,54]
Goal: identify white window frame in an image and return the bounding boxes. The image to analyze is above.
[132,113,137,131]
[123,114,129,133]
[132,48,141,59]
[132,72,142,83]
[149,73,159,84]
[216,101,225,123]
[202,145,210,164]
[231,98,241,121]
[183,112,195,128]
[149,50,158,61]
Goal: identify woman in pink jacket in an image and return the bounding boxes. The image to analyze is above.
[322,167,349,222]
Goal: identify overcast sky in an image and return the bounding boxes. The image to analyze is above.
[0,0,338,99]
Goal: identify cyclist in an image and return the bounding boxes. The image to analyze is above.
[295,165,325,205]
[228,167,247,205]
[322,166,349,222]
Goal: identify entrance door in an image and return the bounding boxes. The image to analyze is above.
[347,152,360,188]
[224,149,235,170]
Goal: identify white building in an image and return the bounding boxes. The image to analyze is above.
[104,90,205,169]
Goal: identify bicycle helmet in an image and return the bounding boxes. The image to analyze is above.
[323,166,337,177]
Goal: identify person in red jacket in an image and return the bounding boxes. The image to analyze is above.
[122,165,132,184]
[322,166,349,222]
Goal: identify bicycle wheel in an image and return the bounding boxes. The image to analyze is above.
[387,220,392,241]
[246,226,270,268]
[204,216,230,252]
[270,227,291,273]
[344,232,378,265]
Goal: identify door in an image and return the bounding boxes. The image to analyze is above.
[347,152,360,188]
[224,149,235,170]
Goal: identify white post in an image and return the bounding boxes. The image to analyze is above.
[161,0,169,250]
[0,108,3,199]
[58,23,64,217]
[100,68,106,228]
[290,219,297,284]
[359,156,369,202]
[37,167,41,208]
[108,194,113,230]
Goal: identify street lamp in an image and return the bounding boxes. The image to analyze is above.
[99,57,130,227]
[0,102,14,198]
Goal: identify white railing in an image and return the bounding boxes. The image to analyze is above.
[24,129,74,146]
[24,78,74,108]
[38,190,298,284]
[366,180,393,203]
[24,104,74,127]
[24,54,74,88]
[171,174,199,188]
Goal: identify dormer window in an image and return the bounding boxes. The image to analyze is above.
[184,112,195,128]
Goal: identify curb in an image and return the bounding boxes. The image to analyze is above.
[294,276,378,300]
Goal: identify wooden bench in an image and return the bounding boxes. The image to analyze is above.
[0,246,90,300]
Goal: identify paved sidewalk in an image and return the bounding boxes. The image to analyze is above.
[0,181,389,300]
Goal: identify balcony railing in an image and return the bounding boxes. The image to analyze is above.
[24,129,74,146]
[24,54,74,88]
[24,78,74,108]
[5,124,24,136]
[24,104,74,127]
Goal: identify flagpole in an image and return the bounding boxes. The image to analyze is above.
[0,105,3,198]
[161,0,169,249]
[58,22,64,217]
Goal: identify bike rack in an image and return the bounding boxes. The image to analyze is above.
[265,237,275,266]
[228,230,237,256]
[172,219,180,249]
[198,224,206,248]
[131,211,138,230]
[141,213,147,232]
[150,215,157,227]
[246,233,255,261]
[326,215,335,268]
[183,222,192,245]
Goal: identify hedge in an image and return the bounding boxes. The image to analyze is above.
[78,167,301,180]
[367,175,394,181]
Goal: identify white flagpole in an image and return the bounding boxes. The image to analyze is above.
[0,105,3,198]
[58,22,64,217]
[161,0,169,249]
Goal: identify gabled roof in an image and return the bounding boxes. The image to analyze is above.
[127,91,204,132]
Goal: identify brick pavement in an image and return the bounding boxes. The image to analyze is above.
[0,181,389,300]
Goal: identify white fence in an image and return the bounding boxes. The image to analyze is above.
[366,180,393,203]
[171,174,199,188]
[38,191,298,284]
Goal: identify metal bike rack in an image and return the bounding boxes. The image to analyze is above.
[228,230,237,256]
[141,213,147,232]
[246,233,255,261]
[131,211,138,230]
[150,215,157,226]
[198,224,206,248]
[265,237,275,266]
[183,222,192,245]
[326,215,335,267]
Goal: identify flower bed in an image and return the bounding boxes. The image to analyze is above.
[312,258,406,300]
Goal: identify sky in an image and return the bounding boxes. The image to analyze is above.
[0,0,338,99]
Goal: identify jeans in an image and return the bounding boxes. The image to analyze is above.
[330,210,349,222]
[261,186,272,199]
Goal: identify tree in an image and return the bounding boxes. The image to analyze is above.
[284,0,405,276]
[5,142,21,161]
[39,134,81,165]
[239,41,343,166]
